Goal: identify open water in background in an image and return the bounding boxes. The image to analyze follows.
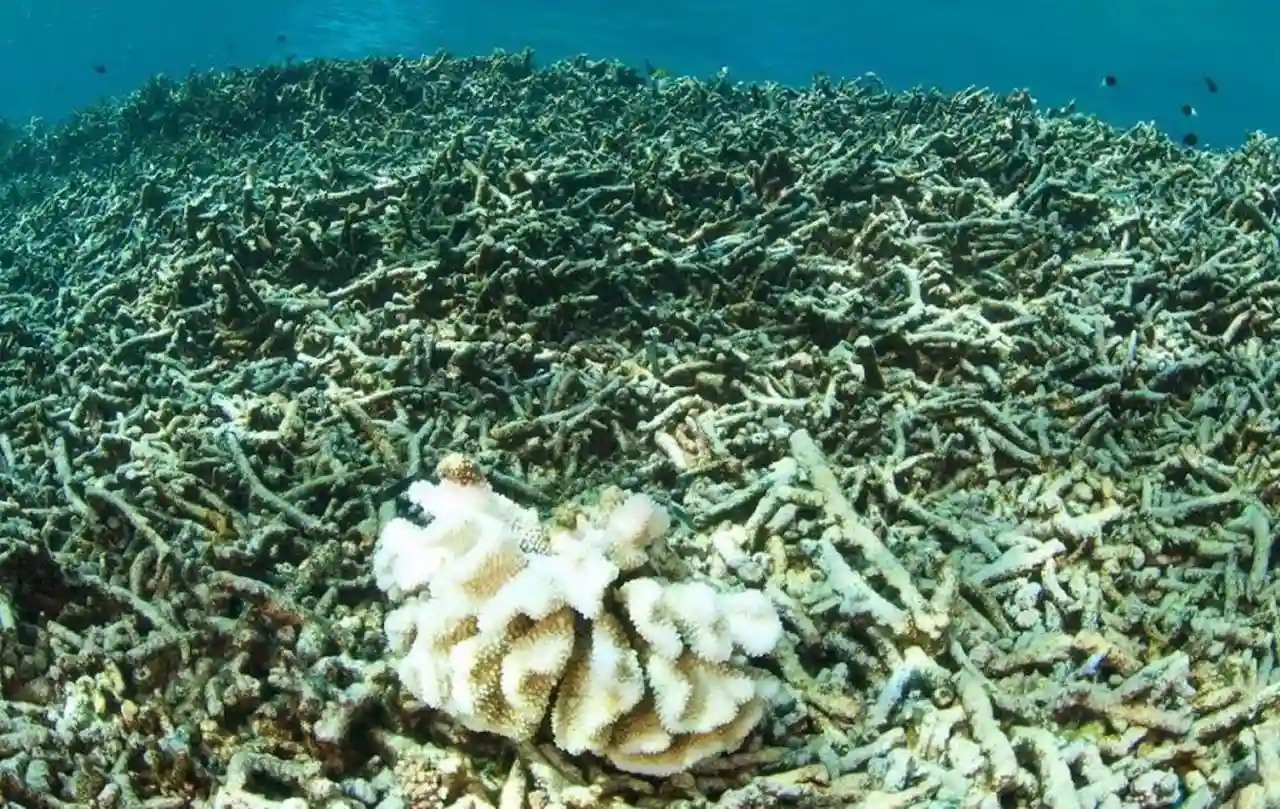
[2,0,1278,149]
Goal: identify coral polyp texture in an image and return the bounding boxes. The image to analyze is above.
[373,453,784,775]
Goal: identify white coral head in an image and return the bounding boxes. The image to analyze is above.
[374,459,782,777]
[722,590,784,657]
[603,493,670,570]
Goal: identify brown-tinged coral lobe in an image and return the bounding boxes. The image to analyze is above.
[0,47,1279,809]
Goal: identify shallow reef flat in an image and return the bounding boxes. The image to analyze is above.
[2,50,1280,809]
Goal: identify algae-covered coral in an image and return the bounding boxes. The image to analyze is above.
[2,49,1280,808]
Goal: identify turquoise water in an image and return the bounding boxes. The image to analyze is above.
[1,0,1275,148]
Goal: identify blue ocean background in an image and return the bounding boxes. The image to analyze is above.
[2,0,1276,149]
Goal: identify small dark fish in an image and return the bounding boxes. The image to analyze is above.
[1102,73,1117,87]
[276,33,287,43]
[91,63,107,74]
[1183,132,1199,147]
[1204,76,1218,93]
[643,59,671,81]
[1181,104,1197,117]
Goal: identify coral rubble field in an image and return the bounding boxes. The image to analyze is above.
[2,51,1280,808]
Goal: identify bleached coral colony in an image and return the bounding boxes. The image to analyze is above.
[372,454,785,775]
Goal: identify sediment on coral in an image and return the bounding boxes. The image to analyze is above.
[1,48,1280,809]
